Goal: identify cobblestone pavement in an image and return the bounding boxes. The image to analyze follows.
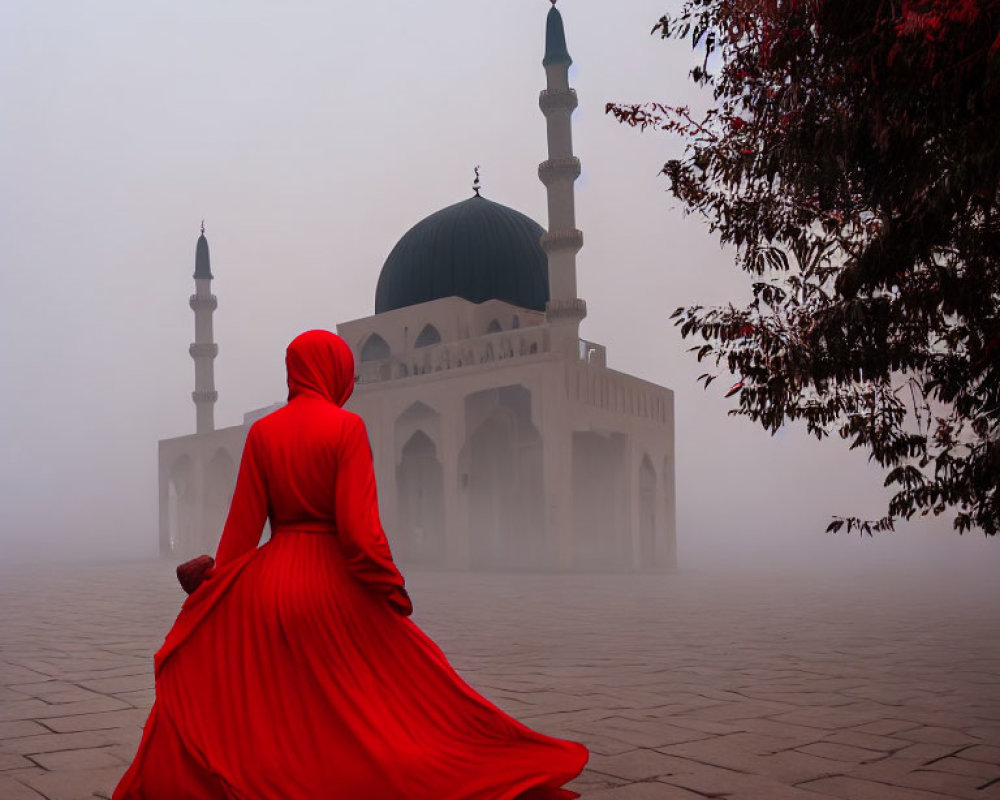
[0,558,998,800]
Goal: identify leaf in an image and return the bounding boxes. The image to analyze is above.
[616,0,1000,537]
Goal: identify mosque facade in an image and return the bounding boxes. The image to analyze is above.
[159,4,676,572]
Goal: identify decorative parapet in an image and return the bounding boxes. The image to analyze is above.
[189,294,218,312]
[192,389,219,404]
[545,297,587,322]
[539,87,578,114]
[189,342,219,359]
[356,325,551,386]
[538,157,581,186]
[567,362,671,424]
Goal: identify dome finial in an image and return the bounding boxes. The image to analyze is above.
[473,165,482,197]
[200,219,205,236]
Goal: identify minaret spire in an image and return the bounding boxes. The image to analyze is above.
[190,224,218,433]
[539,0,586,355]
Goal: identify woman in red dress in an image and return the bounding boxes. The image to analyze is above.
[112,329,589,800]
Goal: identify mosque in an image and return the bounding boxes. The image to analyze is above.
[159,3,676,572]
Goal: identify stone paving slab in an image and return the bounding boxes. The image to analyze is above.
[0,559,998,799]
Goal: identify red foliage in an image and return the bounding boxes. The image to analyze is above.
[609,0,1000,535]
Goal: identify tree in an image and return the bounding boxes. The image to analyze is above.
[608,0,1000,535]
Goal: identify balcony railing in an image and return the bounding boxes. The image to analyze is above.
[357,326,552,385]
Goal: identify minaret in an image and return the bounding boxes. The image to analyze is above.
[189,222,218,433]
[539,0,586,355]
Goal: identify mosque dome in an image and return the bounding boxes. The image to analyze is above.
[374,195,550,314]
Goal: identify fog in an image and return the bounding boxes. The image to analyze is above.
[1,0,997,581]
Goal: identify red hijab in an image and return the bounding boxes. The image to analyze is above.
[285,330,356,407]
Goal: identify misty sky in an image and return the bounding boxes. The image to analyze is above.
[2,1,996,573]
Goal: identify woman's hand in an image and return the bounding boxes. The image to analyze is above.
[176,555,216,595]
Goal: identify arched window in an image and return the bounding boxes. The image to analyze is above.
[486,319,502,334]
[360,333,390,362]
[414,324,441,348]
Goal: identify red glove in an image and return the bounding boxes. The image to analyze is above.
[387,585,413,617]
[177,555,215,595]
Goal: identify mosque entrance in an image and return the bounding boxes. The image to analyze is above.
[572,431,629,570]
[396,430,445,565]
[464,385,546,570]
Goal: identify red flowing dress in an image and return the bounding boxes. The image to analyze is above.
[112,330,588,800]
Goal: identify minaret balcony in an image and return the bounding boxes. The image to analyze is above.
[540,228,583,254]
[538,157,581,186]
[191,390,219,403]
[189,294,218,312]
[545,297,588,322]
[539,88,578,114]
[189,343,219,359]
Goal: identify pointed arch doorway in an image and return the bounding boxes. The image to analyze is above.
[639,454,657,567]
[463,385,546,570]
[395,403,446,566]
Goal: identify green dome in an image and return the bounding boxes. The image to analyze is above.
[375,195,550,314]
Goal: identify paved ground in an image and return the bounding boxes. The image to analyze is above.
[0,558,998,800]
